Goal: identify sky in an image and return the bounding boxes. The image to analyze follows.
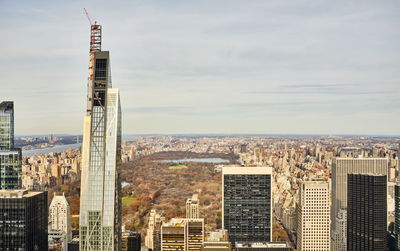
[0,0,399,135]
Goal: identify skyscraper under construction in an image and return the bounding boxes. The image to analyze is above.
[79,20,122,251]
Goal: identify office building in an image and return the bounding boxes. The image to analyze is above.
[122,232,141,251]
[222,166,272,245]
[146,209,165,251]
[235,242,291,251]
[48,229,68,250]
[161,218,204,251]
[79,22,122,250]
[0,190,48,250]
[49,193,71,250]
[331,158,387,251]
[347,174,387,251]
[204,230,231,251]
[49,193,72,242]
[0,101,21,190]
[186,193,199,218]
[296,180,330,251]
[395,183,400,251]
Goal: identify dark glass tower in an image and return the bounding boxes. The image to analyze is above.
[0,190,48,250]
[395,183,400,251]
[0,102,48,249]
[0,101,21,189]
[347,174,387,251]
[222,166,272,246]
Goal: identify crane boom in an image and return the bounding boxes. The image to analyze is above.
[84,8,93,25]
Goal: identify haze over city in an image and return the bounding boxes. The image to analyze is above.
[1,0,399,135]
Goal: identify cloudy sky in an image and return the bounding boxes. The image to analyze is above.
[1,0,399,135]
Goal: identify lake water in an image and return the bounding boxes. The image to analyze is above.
[22,143,82,156]
[159,158,230,163]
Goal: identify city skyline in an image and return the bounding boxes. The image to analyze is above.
[1,0,399,135]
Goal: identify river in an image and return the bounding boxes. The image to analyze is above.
[22,143,82,156]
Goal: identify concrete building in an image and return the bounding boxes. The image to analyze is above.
[79,22,122,251]
[0,189,48,250]
[146,209,165,251]
[222,166,272,246]
[49,193,72,242]
[122,232,141,251]
[161,218,204,251]
[186,194,199,218]
[331,158,387,251]
[48,229,68,250]
[296,180,330,251]
[235,242,291,251]
[347,174,387,251]
[204,230,231,251]
[0,101,21,190]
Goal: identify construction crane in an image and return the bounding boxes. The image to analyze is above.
[84,8,95,26]
[83,8,101,53]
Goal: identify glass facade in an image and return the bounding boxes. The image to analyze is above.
[347,174,387,251]
[0,101,21,190]
[394,184,400,250]
[0,101,14,150]
[223,173,271,245]
[0,190,48,250]
[79,49,122,250]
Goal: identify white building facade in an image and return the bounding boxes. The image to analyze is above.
[296,180,330,251]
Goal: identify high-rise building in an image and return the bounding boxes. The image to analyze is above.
[331,158,387,251]
[235,242,291,251]
[49,193,72,241]
[122,232,141,251]
[222,166,272,246]
[186,193,199,218]
[79,22,122,251]
[0,101,21,190]
[347,174,387,251]
[0,190,48,250]
[296,180,330,251]
[0,101,48,250]
[146,209,165,251]
[161,218,204,251]
[395,183,400,251]
[204,230,231,251]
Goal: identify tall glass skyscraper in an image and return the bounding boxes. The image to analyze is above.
[331,158,388,251]
[0,101,21,189]
[0,102,48,250]
[347,174,387,251]
[79,22,122,251]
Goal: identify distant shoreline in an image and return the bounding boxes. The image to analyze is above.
[22,143,81,156]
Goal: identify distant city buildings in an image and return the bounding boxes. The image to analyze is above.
[296,180,330,251]
[222,166,272,246]
[186,193,200,218]
[347,174,387,250]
